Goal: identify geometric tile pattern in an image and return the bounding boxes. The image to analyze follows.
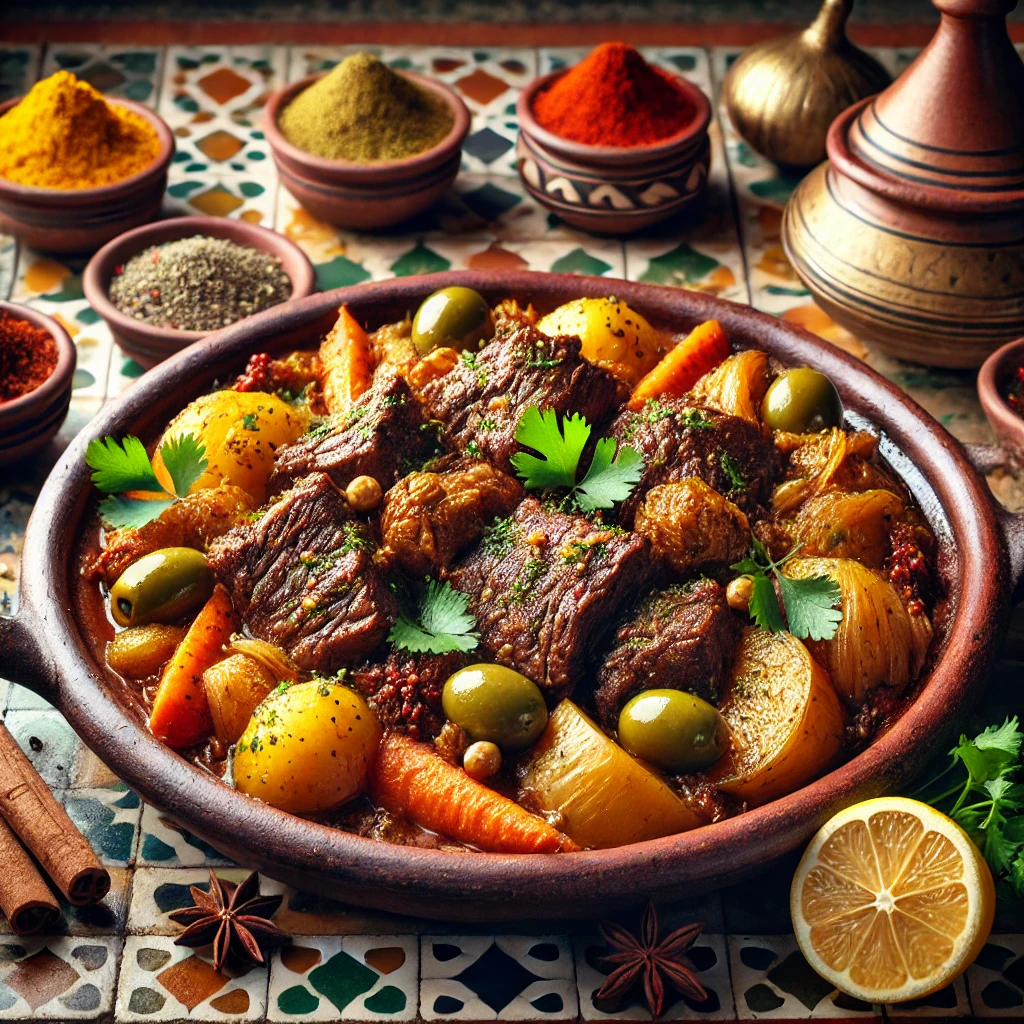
[0,34,1021,1024]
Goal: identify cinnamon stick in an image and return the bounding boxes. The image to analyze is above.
[0,723,109,906]
[0,816,59,935]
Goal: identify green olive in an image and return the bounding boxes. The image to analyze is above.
[762,368,843,433]
[411,287,492,356]
[109,547,214,628]
[442,664,547,752]
[617,689,727,773]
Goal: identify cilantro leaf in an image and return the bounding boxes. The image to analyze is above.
[747,573,784,633]
[575,437,645,513]
[777,574,843,642]
[511,407,589,491]
[98,494,177,531]
[86,436,163,494]
[159,433,208,498]
[389,580,479,655]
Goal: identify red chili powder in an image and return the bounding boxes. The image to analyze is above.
[532,42,696,147]
[0,310,58,403]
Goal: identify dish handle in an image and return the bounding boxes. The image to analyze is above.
[0,604,56,700]
[963,442,1024,591]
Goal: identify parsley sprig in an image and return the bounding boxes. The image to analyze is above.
[511,407,644,513]
[86,433,207,531]
[909,717,1024,902]
[730,539,842,642]
[389,579,479,655]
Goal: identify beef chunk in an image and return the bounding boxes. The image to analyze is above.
[594,580,741,730]
[207,473,397,672]
[381,460,523,576]
[350,650,470,742]
[270,370,437,492]
[445,497,651,700]
[634,478,750,578]
[418,318,620,474]
[610,399,777,523]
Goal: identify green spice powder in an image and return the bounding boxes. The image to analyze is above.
[279,52,454,163]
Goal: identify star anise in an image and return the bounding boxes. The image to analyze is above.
[595,902,707,1018]
[168,869,290,971]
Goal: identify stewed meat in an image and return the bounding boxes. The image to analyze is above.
[418,317,620,474]
[270,369,438,493]
[445,497,652,701]
[609,399,777,523]
[381,460,524,576]
[207,472,397,672]
[593,579,741,730]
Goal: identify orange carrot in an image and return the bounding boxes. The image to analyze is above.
[627,318,730,411]
[320,304,373,414]
[149,585,237,748]
[370,732,578,854]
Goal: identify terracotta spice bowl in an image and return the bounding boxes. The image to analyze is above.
[263,72,470,230]
[82,215,317,369]
[978,336,1024,458]
[0,98,174,255]
[0,302,76,467]
[516,70,712,235]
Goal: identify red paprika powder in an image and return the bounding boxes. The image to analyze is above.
[0,310,58,403]
[532,42,696,148]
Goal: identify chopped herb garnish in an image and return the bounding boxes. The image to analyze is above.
[242,413,259,431]
[389,579,479,655]
[482,515,516,557]
[510,556,547,603]
[85,432,208,531]
[465,440,483,459]
[719,452,746,493]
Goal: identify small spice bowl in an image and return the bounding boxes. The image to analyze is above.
[0,98,174,255]
[516,69,712,235]
[263,72,470,230]
[978,336,1024,456]
[0,302,76,467]
[83,216,317,369]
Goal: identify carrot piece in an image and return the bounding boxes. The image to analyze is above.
[320,304,373,414]
[626,318,730,411]
[370,732,578,854]
[149,584,237,748]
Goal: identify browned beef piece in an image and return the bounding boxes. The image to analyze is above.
[609,399,778,523]
[593,580,741,730]
[350,650,470,742]
[207,473,397,672]
[445,497,652,701]
[418,318,620,474]
[270,370,438,493]
[381,460,524,576]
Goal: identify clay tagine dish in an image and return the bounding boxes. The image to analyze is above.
[783,0,1024,369]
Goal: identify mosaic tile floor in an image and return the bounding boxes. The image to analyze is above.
[0,37,1022,1024]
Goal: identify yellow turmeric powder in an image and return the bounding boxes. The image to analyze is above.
[0,71,161,190]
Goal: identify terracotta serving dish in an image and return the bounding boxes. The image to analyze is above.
[0,272,1021,921]
[516,70,711,234]
[979,336,1024,458]
[263,72,470,230]
[0,302,76,467]
[82,216,316,369]
[0,97,174,255]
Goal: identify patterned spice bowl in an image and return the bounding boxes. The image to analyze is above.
[264,53,470,230]
[83,215,316,369]
[978,336,1024,459]
[0,301,76,467]
[0,71,174,254]
[516,44,711,234]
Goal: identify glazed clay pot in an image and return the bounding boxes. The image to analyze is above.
[784,0,1024,368]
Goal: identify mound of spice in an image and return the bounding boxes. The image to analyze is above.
[0,70,160,190]
[279,52,454,163]
[0,310,58,404]
[533,42,696,148]
[109,236,292,333]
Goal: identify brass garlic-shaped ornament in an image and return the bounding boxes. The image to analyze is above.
[723,0,890,168]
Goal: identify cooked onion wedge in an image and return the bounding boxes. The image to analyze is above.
[709,627,844,805]
[516,700,703,848]
[688,349,770,426]
[791,489,906,568]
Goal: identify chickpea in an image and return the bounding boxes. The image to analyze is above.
[463,740,502,780]
[346,475,383,512]
[727,576,754,612]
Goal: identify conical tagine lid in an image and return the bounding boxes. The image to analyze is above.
[841,0,1024,197]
